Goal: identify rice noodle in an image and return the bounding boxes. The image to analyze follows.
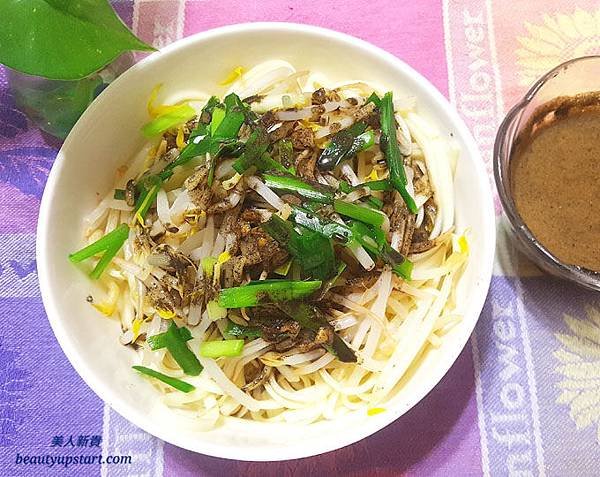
[293,353,335,376]
[283,349,325,366]
[240,338,271,358]
[405,113,454,238]
[362,268,392,359]
[226,61,296,99]
[198,356,280,411]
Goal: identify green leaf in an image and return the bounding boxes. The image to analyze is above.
[0,0,155,80]
[262,215,337,281]
[210,106,226,135]
[366,92,382,107]
[232,128,271,174]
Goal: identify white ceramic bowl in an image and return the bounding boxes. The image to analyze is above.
[37,23,495,461]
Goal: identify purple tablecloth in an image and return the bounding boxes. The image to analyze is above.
[1,1,599,475]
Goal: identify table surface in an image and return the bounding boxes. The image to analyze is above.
[1,1,599,475]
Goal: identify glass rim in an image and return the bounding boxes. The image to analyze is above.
[493,55,600,292]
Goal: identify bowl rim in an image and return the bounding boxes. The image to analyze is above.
[37,21,496,461]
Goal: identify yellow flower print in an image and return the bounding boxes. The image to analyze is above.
[554,305,600,444]
[516,8,600,86]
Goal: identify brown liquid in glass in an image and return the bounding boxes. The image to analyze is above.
[511,94,600,272]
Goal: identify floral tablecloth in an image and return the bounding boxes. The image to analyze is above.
[1,1,599,475]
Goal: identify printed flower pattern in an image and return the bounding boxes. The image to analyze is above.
[0,91,28,138]
[517,8,600,86]
[554,305,600,444]
[0,147,57,199]
[0,339,31,447]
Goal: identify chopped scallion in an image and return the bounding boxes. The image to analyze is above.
[69,223,129,279]
[224,321,262,340]
[159,94,245,180]
[218,279,322,308]
[199,339,244,358]
[366,92,382,107]
[333,199,385,227]
[344,179,393,192]
[210,106,226,135]
[141,103,196,137]
[147,325,192,349]
[364,196,384,210]
[132,365,195,393]
[146,322,203,376]
[380,92,417,213]
[134,176,162,225]
[290,206,353,245]
[317,122,368,170]
[348,220,413,280]
[262,174,333,203]
[232,128,271,174]
[278,302,357,363]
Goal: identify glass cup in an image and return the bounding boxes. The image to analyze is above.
[7,53,134,140]
[494,55,600,292]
